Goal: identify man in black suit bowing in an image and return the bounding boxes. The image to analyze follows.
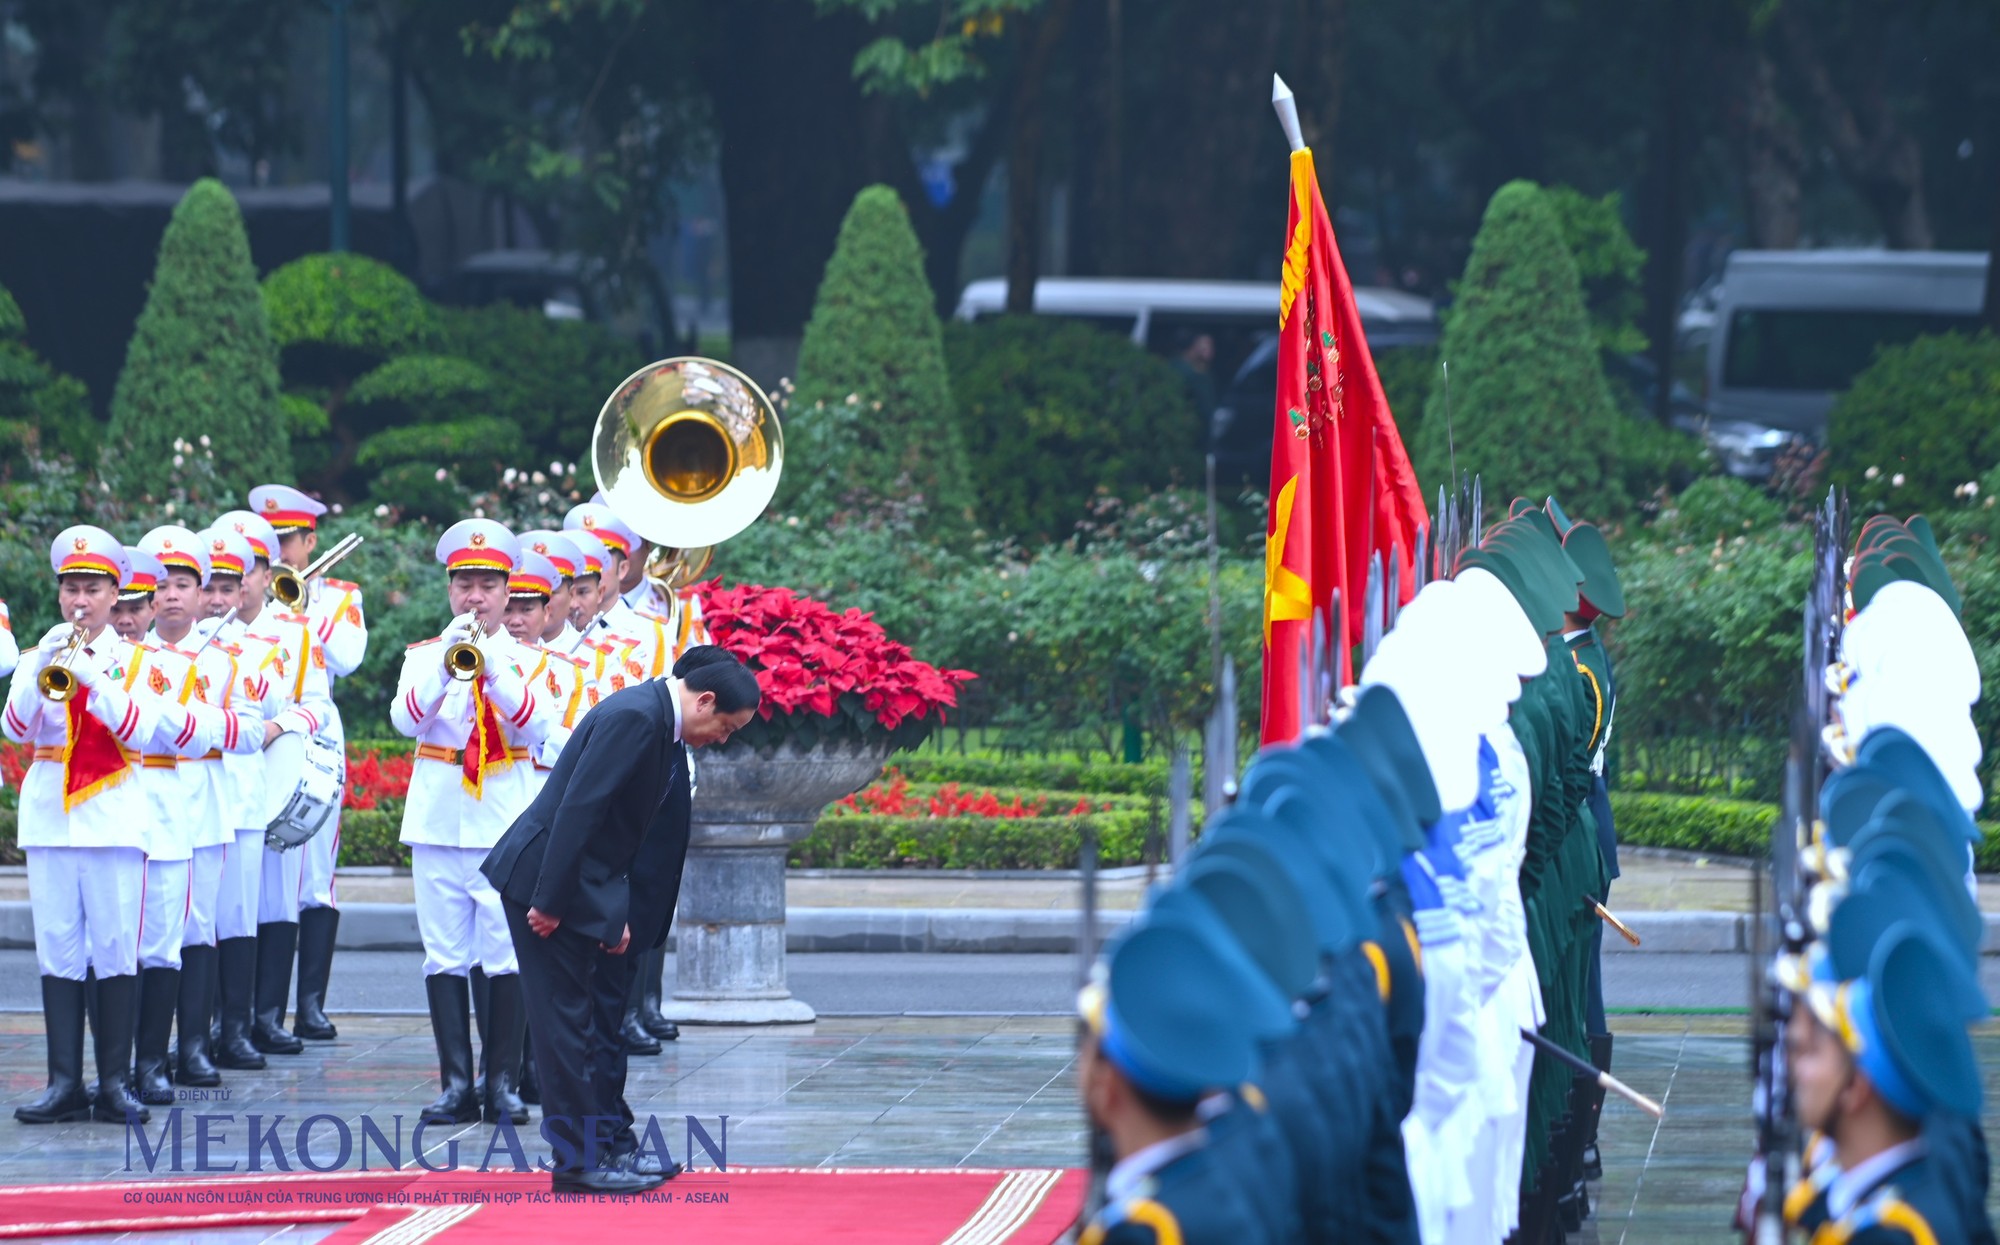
[482,646,759,1194]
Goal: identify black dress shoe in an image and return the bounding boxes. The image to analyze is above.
[620,1011,661,1056]
[654,1021,679,1042]
[612,1149,683,1179]
[551,1167,665,1195]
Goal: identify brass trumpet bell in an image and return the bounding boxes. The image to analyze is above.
[445,621,486,683]
[592,358,783,552]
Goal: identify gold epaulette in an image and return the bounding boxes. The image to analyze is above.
[323,577,357,591]
[406,637,442,651]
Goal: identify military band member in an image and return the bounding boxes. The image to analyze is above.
[564,529,612,637]
[215,508,335,1058]
[5,529,160,1124]
[564,503,670,692]
[251,483,367,1042]
[517,530,588,657]
[140,526,264,1090]
[197,525,329,1070]
[391,519,553,1126]
[500,547,588,781]
[0,600,17,677]
[109,549,161,643]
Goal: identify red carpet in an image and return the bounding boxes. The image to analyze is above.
[0,1167,1084,1243]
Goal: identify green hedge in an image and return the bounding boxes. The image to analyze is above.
[790,810,1156,870]
[891,752,1192,797]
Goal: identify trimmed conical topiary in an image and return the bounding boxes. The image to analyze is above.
[106,179,288,500]
[787,184,976,530]
[1414,181,1625,517]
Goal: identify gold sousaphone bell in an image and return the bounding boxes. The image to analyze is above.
[591,357,784,576]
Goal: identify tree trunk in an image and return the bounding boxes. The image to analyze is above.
[1772,5,1933,249]
[1640,0,1689,425]
[1004,0,1076,315]
[699,2,875,383]
[1728,43,1803,249]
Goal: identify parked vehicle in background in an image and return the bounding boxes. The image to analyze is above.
[1703,249,1989,479]
[953,277,1439,487]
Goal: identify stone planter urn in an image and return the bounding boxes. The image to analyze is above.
[663,737,890,1024]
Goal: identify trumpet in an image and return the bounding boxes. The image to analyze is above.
[36,613,89,702]
[271,532,364,611]
[445,620,486,683]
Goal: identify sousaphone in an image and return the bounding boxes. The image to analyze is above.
[591,357,784,583]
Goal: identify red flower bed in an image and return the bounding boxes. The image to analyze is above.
[700,581,975,749]
[837,770,1046,820]
[345,747,413,810]
[1,741,28,789]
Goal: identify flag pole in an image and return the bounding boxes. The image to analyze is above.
[1272,75,1305,153]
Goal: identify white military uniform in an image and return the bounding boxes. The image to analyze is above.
[240,606,335,924]
[151,630,264,949]
[392,524,554,978]
[0,601,18,677]
[2,544,158,981]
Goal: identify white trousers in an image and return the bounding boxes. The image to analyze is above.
[259,837,303,924]
[411,844,516,978]
[26,846,145,979]
[216,830,264,941]
[300,813,340,910]
[183,844,225,947]
[139,858,192,970]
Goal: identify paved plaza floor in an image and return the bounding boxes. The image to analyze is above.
[0,1013,1992,1242]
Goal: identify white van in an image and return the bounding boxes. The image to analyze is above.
[1704,250,1989,477]
[952,277,1435,379]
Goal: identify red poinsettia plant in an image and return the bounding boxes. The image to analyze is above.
[699,581,976,752]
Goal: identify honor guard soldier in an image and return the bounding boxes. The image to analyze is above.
[1076,918,1286,1245]
[0,600,17,677]
[4,528,162,1124]
[250,483,367,1042]
[109,550,160,643]
[140,526,265,1091]
[560,529,623,710]
[392,519,553,1126]
[197,525,330,1070]
[214,508,335,1058]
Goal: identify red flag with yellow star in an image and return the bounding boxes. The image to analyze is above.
[1262,145,1429,744]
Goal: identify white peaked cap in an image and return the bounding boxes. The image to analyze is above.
[1842,579,1979,706]
[1451,567,1548,679]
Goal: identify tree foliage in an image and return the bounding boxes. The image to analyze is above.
[943,315,1200,543]
[263,253,438,377]
[787,184,976,530]
[0,282,92,471]
[104,179,287,501]
[1828,331,2000,515]
[1541,186,1648,357]
[1415,180,1624,517]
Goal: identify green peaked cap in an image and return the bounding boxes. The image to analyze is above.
[1485,521,1581,615]
[1544,495,1576,534]
[1457,545,1561,635]
[1901,514,1962,615]
[1560,523,1625,618]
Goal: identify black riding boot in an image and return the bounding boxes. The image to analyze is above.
[637,945,677,1040]
[16,977,91,1124]
[483,973,529,1125]
[420,974,481,1125]
[175,945,222,1086]
[250,922,304,1054]
[133,967,180,1106]
[469,965,491,1098]
[213,937,266,1070]
[1582,1032,1613,1182]
[90,973,148,1123]
[293,907,339,1040]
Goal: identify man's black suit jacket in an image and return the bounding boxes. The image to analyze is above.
[482,678,691,950]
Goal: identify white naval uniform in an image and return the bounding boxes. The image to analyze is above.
[0,602,18,677]
[210,615,330,940]
[583,601,672,701]
[150,633,265,949]
[621,581,710,654]
[391,628,553,977]
[130,644,212,972]
[1447,725,1543,1245]
[245,610,335,926]
[298,577,365,911]
[2,631,158,980]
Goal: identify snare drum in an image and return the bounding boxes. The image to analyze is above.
[264,732,347,850]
